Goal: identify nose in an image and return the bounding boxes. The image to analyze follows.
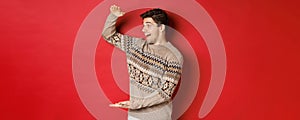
[142,26,146,33]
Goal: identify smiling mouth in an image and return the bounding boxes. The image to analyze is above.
[145,34,151,37]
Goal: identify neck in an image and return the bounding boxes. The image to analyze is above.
[153,34,167,45]
[153,39,167,45]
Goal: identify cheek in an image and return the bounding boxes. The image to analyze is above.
[150,28,159,35]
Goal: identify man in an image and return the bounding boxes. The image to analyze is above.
[102,5,183,120]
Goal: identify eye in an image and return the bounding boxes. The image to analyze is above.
[143,24,151,29]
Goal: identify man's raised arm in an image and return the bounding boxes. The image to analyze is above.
[102,5,127,51]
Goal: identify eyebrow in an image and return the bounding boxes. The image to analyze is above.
[143,22,155,26]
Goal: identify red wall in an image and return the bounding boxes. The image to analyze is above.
[1,0,300,119]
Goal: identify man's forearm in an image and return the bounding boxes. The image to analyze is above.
[130,91,170,110]
[102,13,119,39]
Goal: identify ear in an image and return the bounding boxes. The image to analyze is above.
[159,24,166,32]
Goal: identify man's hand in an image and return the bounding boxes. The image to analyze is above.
[109,100,130,108]
[110,5,125,17]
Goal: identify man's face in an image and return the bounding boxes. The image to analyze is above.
[142,17,160,44]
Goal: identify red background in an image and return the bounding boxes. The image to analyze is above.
[1,0,300,119]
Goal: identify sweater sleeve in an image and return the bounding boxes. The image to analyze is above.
[129,58,183,110]
[102,13,133,52]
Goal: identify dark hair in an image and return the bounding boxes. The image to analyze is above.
[140,8,168,26]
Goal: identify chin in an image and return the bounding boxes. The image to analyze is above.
[146,40,154,44]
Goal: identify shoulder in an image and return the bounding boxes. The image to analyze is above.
[124,36,146,47]
[164,42,183,65]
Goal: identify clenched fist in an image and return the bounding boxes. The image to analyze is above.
[110,5,125,17]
